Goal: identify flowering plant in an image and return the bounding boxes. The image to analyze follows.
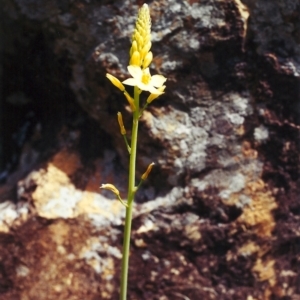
[101,4,166,299]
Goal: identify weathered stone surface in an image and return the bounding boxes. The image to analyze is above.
[0,0,299,299]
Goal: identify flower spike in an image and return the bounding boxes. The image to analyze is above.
[129,4,151,69]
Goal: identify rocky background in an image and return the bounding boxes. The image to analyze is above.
[0,0,299,299]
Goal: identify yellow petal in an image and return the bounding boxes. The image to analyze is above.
[150,74,167,87]
[146,86,166,103]
[127,65,143,80]
[122,78,138,86]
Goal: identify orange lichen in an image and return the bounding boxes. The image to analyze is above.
[253,258,276,285]
[237,241,260,257]
[224,139,279,299]
[238,180,277,237]
[242,141,258,159]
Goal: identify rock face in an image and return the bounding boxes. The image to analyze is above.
[0,0,299,299]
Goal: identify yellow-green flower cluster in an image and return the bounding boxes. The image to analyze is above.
[129,4,152,69]
[106,4,166,108]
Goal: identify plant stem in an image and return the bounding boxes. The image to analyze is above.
[120,86,140,300]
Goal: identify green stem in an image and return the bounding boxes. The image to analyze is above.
[136,179,144,191]
[122,135,131,154]
[120,86,140,300]
[139,103,149,118]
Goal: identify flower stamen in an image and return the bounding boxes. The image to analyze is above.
[141,71,151,84]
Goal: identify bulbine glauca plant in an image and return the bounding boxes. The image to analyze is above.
[100,4,166,300]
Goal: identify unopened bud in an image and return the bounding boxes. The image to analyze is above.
[130,51,141,66]
[141,162,155,180]
[140,42,152,60]
[117,112,126,135]
[100,184,120,196]
[106,73,125,92]
[130,41,138,57]
[143,36,151,47]
[137,35,144,50]
[142,51,153,69]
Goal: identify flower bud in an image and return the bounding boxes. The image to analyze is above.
[142,51,153,69]
[145,41,152,54]
[143,36,151,46]
[130,51,141,66]
[117,112,126,135]
[106,73,125,91]
[137,36,144,49]
[100,184,120,196]
[130,40,138,57]
[141,162,155,180]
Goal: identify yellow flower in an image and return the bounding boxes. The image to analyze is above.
[123,65,166,94]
